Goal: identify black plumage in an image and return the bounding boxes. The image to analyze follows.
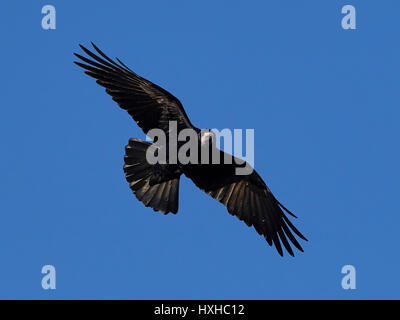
[74,43,308,256]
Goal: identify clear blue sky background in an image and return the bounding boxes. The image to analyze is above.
[1,1,399,299]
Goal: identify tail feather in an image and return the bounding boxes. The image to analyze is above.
[123,138,180,214]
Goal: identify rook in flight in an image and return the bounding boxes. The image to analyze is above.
[74,43,308,256]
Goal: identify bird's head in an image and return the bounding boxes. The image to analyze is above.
[200,129,216,146]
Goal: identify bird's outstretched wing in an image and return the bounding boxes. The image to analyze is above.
[74,43,195,135]
[184,154,308,256]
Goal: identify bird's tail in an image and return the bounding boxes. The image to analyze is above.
[123,138,180,214]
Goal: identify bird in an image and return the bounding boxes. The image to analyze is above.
[74,43,308,256]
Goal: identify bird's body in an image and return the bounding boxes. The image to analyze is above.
[74,43,308,256]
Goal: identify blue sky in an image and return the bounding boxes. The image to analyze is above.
[1,1,399,299]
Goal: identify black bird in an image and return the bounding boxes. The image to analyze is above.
[74,43,308,256]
